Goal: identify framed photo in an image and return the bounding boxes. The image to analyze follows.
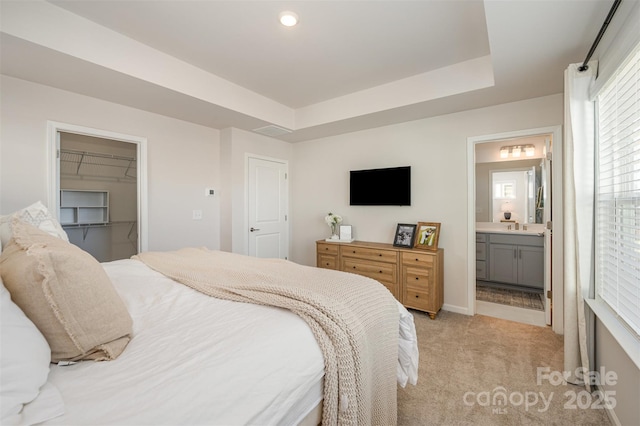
[414,222,440,250]
[393,223,417,248]
[339,225,353,241]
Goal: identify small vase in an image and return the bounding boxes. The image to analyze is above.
[330,224,339,239]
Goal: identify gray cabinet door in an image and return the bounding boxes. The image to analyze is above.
[518,245,544,289]
[489,243,518,283]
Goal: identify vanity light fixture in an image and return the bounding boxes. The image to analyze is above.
[279,11,298,27]
[498,144,536,159]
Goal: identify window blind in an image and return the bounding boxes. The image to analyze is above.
[596,42,640,336]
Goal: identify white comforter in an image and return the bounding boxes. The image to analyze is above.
[43,259,418,425]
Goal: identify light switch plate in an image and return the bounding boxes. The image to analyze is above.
[192,210,203,220]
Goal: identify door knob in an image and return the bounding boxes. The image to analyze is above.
[250,227,260,232]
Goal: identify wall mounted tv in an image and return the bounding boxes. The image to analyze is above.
[350,166,411,206]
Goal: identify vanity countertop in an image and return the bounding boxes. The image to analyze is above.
[476,223,545,236]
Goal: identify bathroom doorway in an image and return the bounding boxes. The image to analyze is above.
[467,126,563,333]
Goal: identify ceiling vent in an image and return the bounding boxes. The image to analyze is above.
[252,125,293,137]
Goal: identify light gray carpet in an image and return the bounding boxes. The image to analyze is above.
[476,283,544,311]
[397,310,611,425]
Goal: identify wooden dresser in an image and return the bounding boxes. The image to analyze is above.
[316,240,444,319]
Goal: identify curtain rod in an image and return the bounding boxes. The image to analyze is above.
[578,0,622,72]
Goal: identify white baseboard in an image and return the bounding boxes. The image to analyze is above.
[596,384,622,426]
[476,300,547,327]
[442,303,470,316]
[439,303,548,328]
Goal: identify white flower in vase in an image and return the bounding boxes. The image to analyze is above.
[324,212,343,239]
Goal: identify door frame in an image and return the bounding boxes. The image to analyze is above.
[467,125,563,334]
[47,121,148,253]
[245,153,289,259]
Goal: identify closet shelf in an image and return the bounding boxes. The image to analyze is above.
[62,220,137,242]
[60,149,136,180]
[61,220,136,228]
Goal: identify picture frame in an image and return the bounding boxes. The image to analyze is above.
[339,225,354,242]
[393,223,417,248]
[414,222,440,250]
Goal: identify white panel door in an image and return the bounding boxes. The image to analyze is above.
[248,157,288,259]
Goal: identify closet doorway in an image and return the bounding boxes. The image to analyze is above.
[47,122,148,262]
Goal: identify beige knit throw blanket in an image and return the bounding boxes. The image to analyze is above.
[133,248,398,425]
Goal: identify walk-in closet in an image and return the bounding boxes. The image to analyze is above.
[59,132,138,262]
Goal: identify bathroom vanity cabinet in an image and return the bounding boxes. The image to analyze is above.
[476,233,488,280]
[476,232,544,290]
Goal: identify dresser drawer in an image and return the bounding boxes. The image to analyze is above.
[318,254,338,270]
[400,251,435,267]
[341,246,397,263]
[404,286,432,311]
[403,267,432,289]
[342,258,396,284]
[317,242,339,256]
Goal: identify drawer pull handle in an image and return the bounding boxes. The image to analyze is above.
[415,277,419,280]
[379,254,382,257]
[353,266,356,269]
[379,270,382,273]
[415,258,419,261]
[415,295,419,298]
[352,250,356,253]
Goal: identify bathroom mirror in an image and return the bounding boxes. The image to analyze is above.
[490,168,542,223]
[475,159,544,224]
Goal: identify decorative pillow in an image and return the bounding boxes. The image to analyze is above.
[0,277,58,424]
[0,201,69,250]
[0,219,132,362]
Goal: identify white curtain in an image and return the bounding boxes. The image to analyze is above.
[563,62,597,388]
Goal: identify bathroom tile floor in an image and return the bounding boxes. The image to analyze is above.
[476,283,544,311]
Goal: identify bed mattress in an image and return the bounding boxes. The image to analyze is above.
[44,259,326,425]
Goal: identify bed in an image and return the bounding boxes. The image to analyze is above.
[0,203,418,426]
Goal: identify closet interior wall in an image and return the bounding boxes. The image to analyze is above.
[59,132,138,262]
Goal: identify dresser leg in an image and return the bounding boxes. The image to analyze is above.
[428,312,436,320]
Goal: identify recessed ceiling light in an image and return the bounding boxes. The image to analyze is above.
[279,11,298,27]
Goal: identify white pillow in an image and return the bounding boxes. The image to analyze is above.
[0,277,63,425]
[0,201,69,249]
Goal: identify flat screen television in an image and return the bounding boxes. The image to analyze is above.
[350,166,411,206]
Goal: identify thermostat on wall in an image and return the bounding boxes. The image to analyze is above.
[205,188,215,197]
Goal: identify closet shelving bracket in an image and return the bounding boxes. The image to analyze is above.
[60,149,136,180]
